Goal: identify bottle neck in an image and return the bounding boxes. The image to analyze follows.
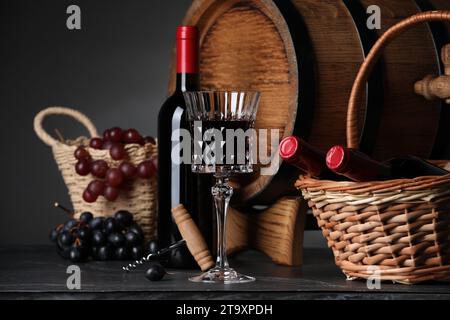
[176,33,199,92]
[280,136,331,178]
[175,73,199,93]
[326,146,391,181]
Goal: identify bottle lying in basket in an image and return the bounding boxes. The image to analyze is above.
[326,145,449,181]
[279,136,343,180]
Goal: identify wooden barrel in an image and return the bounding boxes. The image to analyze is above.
[168,0,450,205]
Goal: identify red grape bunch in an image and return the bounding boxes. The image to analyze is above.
[73,127,157,203]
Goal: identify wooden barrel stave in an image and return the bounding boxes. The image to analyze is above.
[291,0,366,150]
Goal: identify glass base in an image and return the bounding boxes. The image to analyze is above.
[189,267,255,284]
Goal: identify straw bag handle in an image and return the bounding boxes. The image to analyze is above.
[34,106,99,147]
[347,10,450,149]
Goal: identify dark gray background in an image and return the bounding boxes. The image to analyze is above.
[0,0,324,247]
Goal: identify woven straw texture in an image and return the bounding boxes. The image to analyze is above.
[296,176,450,284]
[34,107,157,240]
[296,11,450,284]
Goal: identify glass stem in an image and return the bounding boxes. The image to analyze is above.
[212,176,233,269]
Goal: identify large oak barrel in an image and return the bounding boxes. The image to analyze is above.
[168,0,450,205]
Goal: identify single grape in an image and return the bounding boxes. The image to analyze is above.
[103,129,112,141]
[137,160,156,179]
[79,211,94,223]
[109,127,123,143]
[131,246,143,260]
[124,231,142,247]
[95,245,112,261]
[87,180,106,197]
[74,146,90,160]
[119,162,137,179]
[104,217,117,234]
[115,246,130,260]
[110,143,127,160]
[91,246,99,257]
[146,240,159,255]
[123,128,142,144]
[129,223,145,240]
[102,140,114,150]
[49,228,59,243]
[89,217,105,230]
[82,189,97,203]
[69,247,83,262]
[106,168,124,187]
[91,160,109,179]
[58,230,74,246]
[104,186,120,201]
[144,136,156,145]
[151,157,158,170]
[114,210,133,227]
[145,263,166,281]
[115,220,126,233]
[92,230,106,246]
[56,236,65,251]
[75,159,91,176]
[108,232,125,247]
[63,219,78,231]
[89,138,104,149]
[76,226,91,240]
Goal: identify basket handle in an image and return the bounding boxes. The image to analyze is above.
[347,10,450,149]
[34,106,99,147]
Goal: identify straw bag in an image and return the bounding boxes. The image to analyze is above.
[296,11,450,284]
[34,106,158,240]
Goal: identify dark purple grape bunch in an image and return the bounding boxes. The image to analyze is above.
[49,210,146,262]
[73,127,157,203]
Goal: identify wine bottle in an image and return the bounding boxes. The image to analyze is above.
[157,26,206,268]
[326,145,448,181]
[279,136,342,180]
[386,155,449,178]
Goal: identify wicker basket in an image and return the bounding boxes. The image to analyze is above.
[34,106,157,240]
[295,11,450,284]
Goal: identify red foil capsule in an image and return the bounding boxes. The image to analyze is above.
[176,26,199,74]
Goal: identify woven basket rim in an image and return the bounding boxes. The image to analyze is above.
[295,174,450,194]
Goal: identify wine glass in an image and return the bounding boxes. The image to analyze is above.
[183,90,261,283]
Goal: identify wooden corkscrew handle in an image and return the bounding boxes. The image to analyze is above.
[172,197,305,268]
[172,204,215,271]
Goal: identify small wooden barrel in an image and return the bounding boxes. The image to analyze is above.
[168,0,450,205]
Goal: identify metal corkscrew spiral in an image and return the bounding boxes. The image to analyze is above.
[122,239,186,272]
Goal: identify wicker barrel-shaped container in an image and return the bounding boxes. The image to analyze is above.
[172,0,450,206]
[34,107,157,240]
[296,11,450,284]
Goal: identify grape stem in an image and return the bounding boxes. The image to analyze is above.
[54,202,74,217]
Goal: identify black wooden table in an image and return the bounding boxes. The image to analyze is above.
[0,246,449,299]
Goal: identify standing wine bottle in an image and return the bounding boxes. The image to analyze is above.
[279,136,343,180]
[157,26,202,268]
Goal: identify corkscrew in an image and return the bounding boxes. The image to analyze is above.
[122,239,187,272]
[123,205,215,272]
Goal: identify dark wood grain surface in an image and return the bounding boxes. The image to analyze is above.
[0,246,449,299]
